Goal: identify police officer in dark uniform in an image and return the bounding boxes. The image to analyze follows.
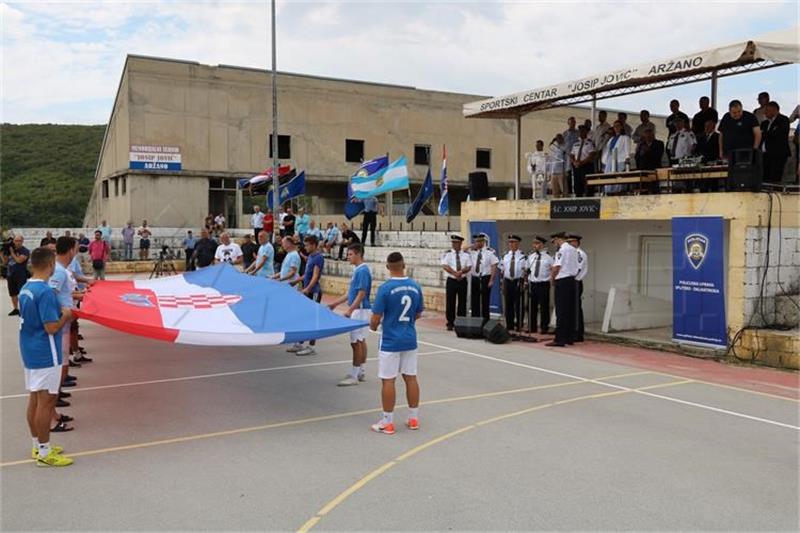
[546,231,579,347]
[501,235,527,331]
[441,234,472,331]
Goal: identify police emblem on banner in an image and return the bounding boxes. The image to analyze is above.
[684,233,708,270]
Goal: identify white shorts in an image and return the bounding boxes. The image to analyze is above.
[378,350,418,379]
[24,366,61,394]
[349,308,371,343]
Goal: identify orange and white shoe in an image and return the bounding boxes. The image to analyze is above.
[406,418,419,430]
[370,421,395,435]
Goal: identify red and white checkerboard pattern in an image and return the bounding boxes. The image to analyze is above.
[157,294,242,309]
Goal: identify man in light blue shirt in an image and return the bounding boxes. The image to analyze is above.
[295,208,311,239]
[306,220,323,241]
[182,230,197,271]
[322,222,340,258]
[274,236,301,284]
[98,220,112,244]
[246,231,275,278]
[121,222,135,261]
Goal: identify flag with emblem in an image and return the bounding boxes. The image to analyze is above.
[438,145,449,216]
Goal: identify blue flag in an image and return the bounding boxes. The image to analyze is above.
[406,168,434,223]
[353,156,409,199]
[347,156,389,218]
[344,181,363,220]
[438,145,449,216]
[267,171,306,210]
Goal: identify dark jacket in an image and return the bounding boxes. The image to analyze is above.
[695,131,721,162]
[635,139,665,170]
[761,114,790,159]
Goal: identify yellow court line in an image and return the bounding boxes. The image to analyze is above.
[649,372,800,403]
[297,380,691,532]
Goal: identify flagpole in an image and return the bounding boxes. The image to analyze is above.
[270,0,280,231]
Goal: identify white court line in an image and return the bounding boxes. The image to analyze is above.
[419,340,800,431]
[0,349,454,400]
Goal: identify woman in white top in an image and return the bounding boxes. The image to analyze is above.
[601,120,634,194]
[547,134,568,198]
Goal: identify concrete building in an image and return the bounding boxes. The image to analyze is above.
[84,55,661,229]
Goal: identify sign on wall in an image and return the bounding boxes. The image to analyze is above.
[671,216,727,348]
[468,220,502,315]
[130,145,182,171]
[550,198,600,219]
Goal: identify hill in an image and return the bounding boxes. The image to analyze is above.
[1,123,105,228]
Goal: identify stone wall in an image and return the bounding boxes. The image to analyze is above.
[744,226,800,328]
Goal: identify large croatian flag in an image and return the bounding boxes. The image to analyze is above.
[75,264,366,346]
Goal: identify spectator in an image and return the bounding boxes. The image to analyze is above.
[338,222,360,261]
[63,231,72,238]
[666,99,690,136]
[67,238,93,365]
[182,230,197,271]
[527,139,548,199]
[761,101,791,184]
[691,96,719,137]
[274,236,301,284]
[245,231,275,278]
[282,207,296,237]
[635,127,666,171]
[562,117,579,193]
[204,214,214,232]
[240,234,259,270]
[547,134,567,198]
[718,99,762,159]
[98,220,112,244]
[251,205,265,242]
[617,112,634,137]
[262,209,275,243]
[306,220,323,241]
[214,232,243,265]
[632,110,656,144]
[294,235,325,356]
[77,233,89,255]
[121,222,135,261]
[695,119,721,162]
[591,110,612,168]
[214,213,226,234]
[6,235,30,316]
[361,197,379,246]
[667,116,697,163]
[570,125,596,197]
[88,230,110,280]
[137,220,152,261]
[583,118,592,131]
[296,207,310,240]
[601,121,633,194]
[753,91,770,124]
[192,229,217,269]
[322,222,340,258]
[40,231,56,247]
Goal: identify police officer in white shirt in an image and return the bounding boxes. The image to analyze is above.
[441,235,472,331]
[569,233,588,343]
[546,231,579,347]
[570,126,596,198]
[501,235,527,332]
[667,116,697,163]
[469,233,499,323]
[526,236,553,334]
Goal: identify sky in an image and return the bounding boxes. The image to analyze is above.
[1,0,798,125]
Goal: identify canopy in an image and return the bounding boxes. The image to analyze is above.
[75,264,366,346]
[464,27,799,119]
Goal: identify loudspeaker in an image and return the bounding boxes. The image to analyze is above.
[454,316,484,338]
[727,149,762,192]
[483,319,510,344]
[469,171,490,200]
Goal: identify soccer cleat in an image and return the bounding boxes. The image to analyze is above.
[295,347,316,356]
[337,376,359,387]
[406,418,419,430]
[36,450,73,467]
[371,421,396,435]
[286,343,303,353]
[32,445,63,460]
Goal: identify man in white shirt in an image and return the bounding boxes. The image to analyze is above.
[546,231,579,347]
[251,205,265,242]
[500,235,527,332]
[441,235,472,331]
[570,126,596,198]
[469,233,499,323]
[526,236,553,334]
[214,232,243,265]
[667,116,697,163]
[569,234,588,343]
[591,110,612,171]
[527,140,548,199]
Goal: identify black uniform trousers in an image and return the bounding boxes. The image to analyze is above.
[445,277,467,327]
[185,249,195,271]
[763,154,788,184]
[528,281,550,333]
[575,280,585,341]
[554,276,577,345]
[471,275,491,323]
[361,211,377,246]
[503,278,523,331]
[573,165,590,197]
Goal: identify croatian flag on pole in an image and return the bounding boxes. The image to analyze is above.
[75,264,366,346]
[438,145,449,216]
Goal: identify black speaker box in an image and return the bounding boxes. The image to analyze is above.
[454,316,484,338]
[469,171,490,200]
[727,149,762,192]
[483,319,510,344]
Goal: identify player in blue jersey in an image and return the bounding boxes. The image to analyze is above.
[369,252,424,434]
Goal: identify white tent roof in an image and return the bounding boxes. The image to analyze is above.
[464,26,799,119]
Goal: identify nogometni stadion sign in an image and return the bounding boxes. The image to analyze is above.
[129,145,182,171]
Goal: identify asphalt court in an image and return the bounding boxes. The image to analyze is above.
[1,300,798,531]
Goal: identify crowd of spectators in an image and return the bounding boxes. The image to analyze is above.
[528,92,799,197]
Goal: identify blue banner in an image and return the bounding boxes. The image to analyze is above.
[130,161,181,171]
[468,220,502,315]
[267,171,306,210]
[406,168,433,223]
[671,216,727,348]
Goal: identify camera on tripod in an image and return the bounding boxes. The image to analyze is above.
[150,241,177,278]
[158,244,175,260]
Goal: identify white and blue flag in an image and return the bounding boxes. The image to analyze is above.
[353,156,409,199]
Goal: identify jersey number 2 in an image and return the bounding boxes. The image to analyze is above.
[398,295,412,322]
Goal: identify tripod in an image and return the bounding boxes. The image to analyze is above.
[150,253,178,279]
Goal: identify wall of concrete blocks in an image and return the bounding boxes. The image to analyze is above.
[743,226,800,328]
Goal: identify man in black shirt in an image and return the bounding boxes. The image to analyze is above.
[695,119,721,162]
[718,99,762,159]
[691,96,719,137]
[39,231,57,247]
[761,101,791,184]
[192,228,218,269]
[635,128,665,170]
[240,234,259,270]
[338,223,360,261]
[666,99,690,136]
[282,207,296,237]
